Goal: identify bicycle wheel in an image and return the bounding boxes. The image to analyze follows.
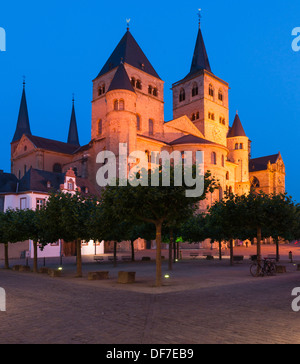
[250,263,263,277]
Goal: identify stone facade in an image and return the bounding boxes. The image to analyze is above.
[10,25,285,213]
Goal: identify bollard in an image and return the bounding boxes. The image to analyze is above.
[289,251,293,263]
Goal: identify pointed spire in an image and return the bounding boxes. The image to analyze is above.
[97,29,160,79]
[12,80,32,142]
[188,12,212,77]
[67,96,80,146]
[228,112,247,138]
[107,62,135,93]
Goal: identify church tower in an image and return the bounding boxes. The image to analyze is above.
[227,112,250,195]
[172,18,229,147]
[11,81,32,155]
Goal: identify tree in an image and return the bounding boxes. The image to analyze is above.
[42,192,98,277]
[100,165,217,286]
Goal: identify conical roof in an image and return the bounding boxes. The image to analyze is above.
[107,63,135,93]
[228,113,247,138]
[67,100,80,146]
[187,26,212,78]
[97,30,160,79]
[12,84,32,142]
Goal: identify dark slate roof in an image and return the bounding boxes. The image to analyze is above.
[107,63,135,93]
[0,172,18,193]
[26,135,80,155]
[12,85,32,142]
[249,154,279,172]
[97,30,160,79]
[169,134,216,145]
[18,168,99,196]
[227,113,247,138]
[67,101,80,146]
[185,26,212,79]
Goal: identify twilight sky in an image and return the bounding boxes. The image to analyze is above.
[0,0,299,201]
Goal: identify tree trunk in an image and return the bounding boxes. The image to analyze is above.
[173,239,177,263]
[230,239,234,266]
[4,243,9,269]
[76,238,82,278]
[33,241,38,273]
[155,221,163,287]
[177,242,180,260]
[275,238,280,262]
[113,242,117,267]
[218,241,222,261]
[131,240,135,262]
[168,229,173,271]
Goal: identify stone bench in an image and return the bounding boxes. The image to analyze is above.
[88,271,109,281]
[118,271,136,284]
[94,256,104,263]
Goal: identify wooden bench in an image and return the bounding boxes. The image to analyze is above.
[233,255,244,263]
[190,253,199,259]
[121,256,132,262]
[94,256,104,263]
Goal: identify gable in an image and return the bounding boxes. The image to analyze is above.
[12,134,37,158]
[164,116,205,138]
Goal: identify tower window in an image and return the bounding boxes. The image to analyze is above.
[131,77,136,87]
[153,88,158,97]
[192,82,198,97]
[119,99,125,110]
[235,143,239,150]
[136,80,142,90]
[208,112,215,121]
[114,100,119,111]
[148,86,153,95]
[240,143,243,149]
[211,152,217,165]
[179,88,185,102]
[226,171,229,180]
[209,84,214,97]
[219,117,225,125]
[191,113,196,121]
[149,119,154,136]
[98,119,103,135]
[98,84,105,96]
[137,115,141,131]
[218,89,223,102]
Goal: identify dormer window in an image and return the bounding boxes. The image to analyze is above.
[67,180,74,191]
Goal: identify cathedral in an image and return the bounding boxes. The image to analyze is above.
[0,21,286,257]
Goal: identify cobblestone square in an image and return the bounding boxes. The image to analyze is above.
[1,244,300,344]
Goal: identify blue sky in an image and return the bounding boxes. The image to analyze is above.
[0,0,299,201]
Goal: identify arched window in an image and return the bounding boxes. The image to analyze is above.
[98,84,105,96]
[53,163,62,173]
[239,143,243,149]
[218,89,223,102]
[192,82,198,97]
[153,88,158,97]
[211,152,217,165]
[179,88,185,102]
[119,99,125,110]
[98,119,103,135]
[131,77,136,87]
[191,113,196,121]
[209,84,214,97]
[114,100,119,111]
[136,115,141,131]
[149,119,154,136]
[235,143,239,150]
[226,171,229,180]
[222,155,225,167]
[196,112,200,119]
[67,179,74,191]
[148,86,153,95]
[136,80,142,90]
[251,176,260,188]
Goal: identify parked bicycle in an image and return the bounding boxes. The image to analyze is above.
[250,257,277,277]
